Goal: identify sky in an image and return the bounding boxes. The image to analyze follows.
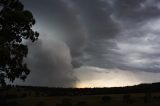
[15,0,160,88]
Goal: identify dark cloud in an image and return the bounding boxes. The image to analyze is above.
[23,0,86,56]
[71,0,160,73]
[19,0,160,87]
[113,0,160,25]
[16,39,77,87]
[73,0,119,39]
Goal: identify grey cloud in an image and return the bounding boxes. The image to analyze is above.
[113,22,160,72]
[73,0,119,39]
[17,39,77,87]
[71,0,160,73]
[23,0,120,68]
[23,0,86,57]
[113,0,160,26]
[21,0,160,87]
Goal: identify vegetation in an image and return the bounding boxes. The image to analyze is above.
[0,83,160,106]
[0,0,39,86]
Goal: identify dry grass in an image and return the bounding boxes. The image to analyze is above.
[6,93,160,106]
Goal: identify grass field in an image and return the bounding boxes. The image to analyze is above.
[1,85,160,106]
[4,93,160,106]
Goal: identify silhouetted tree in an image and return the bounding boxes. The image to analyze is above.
[0,0,39,86]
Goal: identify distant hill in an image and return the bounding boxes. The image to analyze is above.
[1,82,160,96]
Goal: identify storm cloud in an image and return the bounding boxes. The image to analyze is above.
[16,38,77,87]
[19,0,160,87]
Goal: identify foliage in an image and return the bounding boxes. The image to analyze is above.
[0,0,39,86]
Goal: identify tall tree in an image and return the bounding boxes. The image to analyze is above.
[0,0,39,86]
